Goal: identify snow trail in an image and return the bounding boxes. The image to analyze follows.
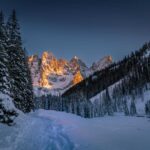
[0,112,75,150]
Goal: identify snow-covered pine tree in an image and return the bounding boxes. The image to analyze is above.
[7,10,34,112]
[130,96,137,116]
[21,48,34,112]
[0,11,10,95]
[123,99,129,116]
[145,100,150,116]
[0,11,18,125]
[105,88,113,116]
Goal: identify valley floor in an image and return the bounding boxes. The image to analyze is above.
[0,110,150,150]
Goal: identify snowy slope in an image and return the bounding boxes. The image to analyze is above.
[90,79,150,115]
[0,109,150,150]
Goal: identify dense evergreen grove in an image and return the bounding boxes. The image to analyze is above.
[0,10,34,125]
[34,42,150,118]
[35,95,94,118]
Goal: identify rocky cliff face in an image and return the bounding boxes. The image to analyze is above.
[28,51,113,96]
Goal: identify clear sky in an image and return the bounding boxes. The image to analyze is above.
[1,0,150,66]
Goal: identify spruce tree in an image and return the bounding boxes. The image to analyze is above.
[145,100,150,116]
[0,11,10,94]
[130,99,137,116]
[105,88,113,116]
[7,10,34,112]
[123,99,129,116]
[0,11,18,125]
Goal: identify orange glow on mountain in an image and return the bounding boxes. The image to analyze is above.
[107,56,112,62]
[72,71,83,85]
[28,51,112,91]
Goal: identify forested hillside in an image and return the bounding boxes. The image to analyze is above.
[63,42,150,100]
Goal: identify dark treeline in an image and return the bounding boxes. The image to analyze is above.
[34,86,149,118]
[34,86,150,118]
[0,10,34,125]
[35,95,94,118]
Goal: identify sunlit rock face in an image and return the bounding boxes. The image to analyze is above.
[70,56,88,77]
[28,51,112,96]
[72,71,83,85]
[40,52,59,88]
[28,52,86,95]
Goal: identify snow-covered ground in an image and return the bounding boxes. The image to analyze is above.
[0,110,150,150]
[0,110,74,150]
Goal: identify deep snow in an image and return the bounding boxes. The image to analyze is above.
[0,110,150,150]
[0,111,74,150]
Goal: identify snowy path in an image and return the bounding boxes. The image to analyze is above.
[0,112,74,150]
[0,110,150,150]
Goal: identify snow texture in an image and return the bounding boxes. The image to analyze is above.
[0,109,150,150]
[0,93,16,112]
[0,110,74,150]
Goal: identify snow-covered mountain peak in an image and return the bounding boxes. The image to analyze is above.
[70,56,79,63]
[73,56,79,60]
[70,56,88,73]
[41,51,56,64]
[28,51,86,95]
[91,55,113,71]
[28,51,113,96]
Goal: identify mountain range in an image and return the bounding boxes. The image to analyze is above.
[28,52,112,96]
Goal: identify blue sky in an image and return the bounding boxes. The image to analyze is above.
[1,0,150,65]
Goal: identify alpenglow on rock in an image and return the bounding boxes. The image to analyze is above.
[28,51,113,96]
